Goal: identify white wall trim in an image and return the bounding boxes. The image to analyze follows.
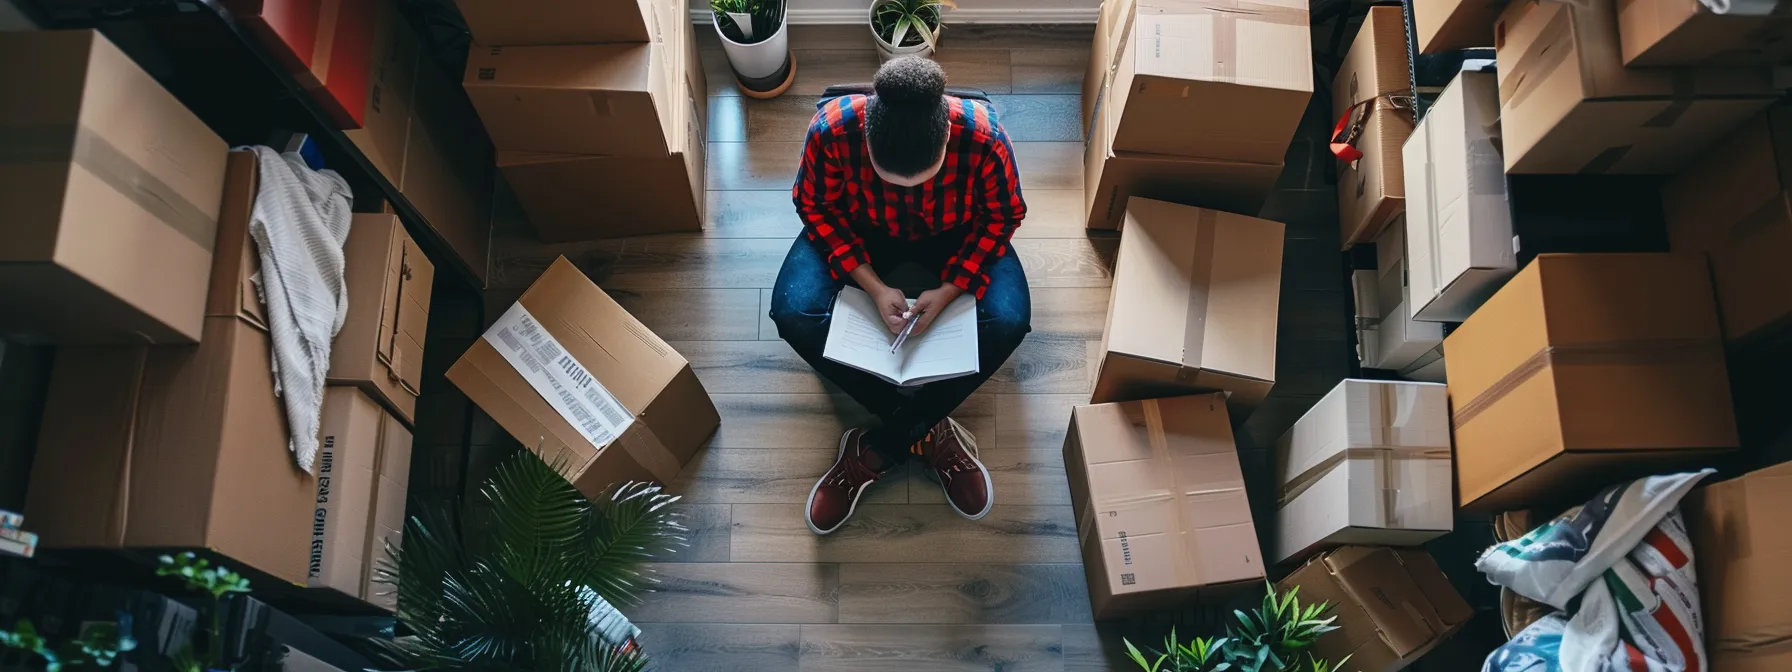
[690,7,1098,25]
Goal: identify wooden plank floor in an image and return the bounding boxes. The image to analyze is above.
[473,23,1352,672]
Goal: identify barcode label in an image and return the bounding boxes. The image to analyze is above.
[483,303,634,449]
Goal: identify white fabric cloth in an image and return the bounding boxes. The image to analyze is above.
[247,145,353,472]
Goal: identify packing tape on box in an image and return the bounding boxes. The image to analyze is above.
[1179,209,1220,373]
[1118,0,1308,88]
[1451,339,1727,428]
[0,124,218,251]
[1276,384,1450,528]
[1141,398,1202,587]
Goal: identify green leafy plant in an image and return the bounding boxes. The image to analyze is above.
[872,0,955,50]
[373,448,684,671]
[711,0,786,44]
[1122,583,1352,672]
[0,617,137,671]
[157,552,253,672]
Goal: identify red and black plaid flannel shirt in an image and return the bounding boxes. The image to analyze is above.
[792,94,1026,299]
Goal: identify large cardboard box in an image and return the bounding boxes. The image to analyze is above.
[0,29,229,345]
[447,257,719,496]
[1278,546,1473,672]
[1663,105,1792,342]
[1685,461,1792,672]
[328,214,434,424]
[1082,80,1281,230]
[1064,394,1263,620]
[1081,0,1130,138]
[294,0,373,129]
[1403,70,1516,323]
[1617,0,1792,66]
[342,0,418,184]
[1104,0,1312,164]
[23,151,317,585]
[224,0,323,74]
[1414,0,1501,53]
[1445,253,1738,512]
[402,65,494,286]
[1493,0,1778,174]
[1272,380,1453,566]
[1360,222,1445,371]
[1091,199,1283,419]
[311,388,410,611]
[1334,7,1414,248]
[464,39,680,157]
[457,0,662,47]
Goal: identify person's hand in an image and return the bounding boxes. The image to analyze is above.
[909,284,965,335]
[867,283,911,334]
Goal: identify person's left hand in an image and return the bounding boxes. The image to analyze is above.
[909,284,965,335]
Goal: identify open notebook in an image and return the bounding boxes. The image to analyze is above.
[823,286,979,386]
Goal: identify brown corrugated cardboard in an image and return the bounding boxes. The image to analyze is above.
[1663,105,1792,342]
[1064,394,1263,620]
[1684,461,1792,672]
[312,387,410,610]
[1272,380,1453,566]
[1617,0,1792,66]
[0,29,229,344]
[402,64,493,285]
[24,149,316,585]
[1414,0,1500,53]
[328,214,434,424]
[1091,199,1284,420]
[1493,0,1778,174]
[1083,80,1281,230]
[1444,254,1738,512]
[1082,0,1129,138]
[457,0,661,47]
[464,39,678,157]
[1104,0,1313,163]
[343,0,417,184]
[1334,7,1413,248]
[447,257,719,497]
[1403,70,1516,323]
[1279,546,1474,672]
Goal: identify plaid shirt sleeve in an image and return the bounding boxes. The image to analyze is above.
[793,111,870,279]
[944,122,1026,299]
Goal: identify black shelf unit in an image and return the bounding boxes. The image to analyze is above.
[13,0,486,291]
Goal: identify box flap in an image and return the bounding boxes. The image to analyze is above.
[379,228,433,395]
[1324,546,1471,658]
[207,150,271,328]
[1689,462,1792,666]
[463,41,674,157]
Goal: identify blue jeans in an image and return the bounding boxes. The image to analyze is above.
[769,235,1031,464]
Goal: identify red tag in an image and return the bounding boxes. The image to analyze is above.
[1330,98,1373,164]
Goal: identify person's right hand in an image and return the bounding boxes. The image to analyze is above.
[868,284,910,334]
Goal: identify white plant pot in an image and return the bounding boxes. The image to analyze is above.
[870,0,942,61]
[715,13,790,81]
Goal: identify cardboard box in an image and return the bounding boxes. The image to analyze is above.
[1414,0,1501,53]
[1272,380,1453,565]
[1091,199,1283,419]
[447,257,719,496]
[1335,7,1414,248]
[294,0,373,129]
[1663,105,1792,342]
[1403,70,1516,323]
[0,29,229,345]
[311,388,410,610]
[457,0,661,47]
[1361,223,1445,371]
[1445,253,1738,512]
[1494,0,1778,174]
[1082,0,1130,138]
[1278,546,1474,672]
[1104,0,1313,164]
[1685,461,1792,672]
[464,38,680,157]
[225,0,323,73]
[402,64,494,286]
[328,214,434,424]
[1083,80,1281,230]
[342,0,418,183]
[1063,394,1263,620]
[1617,0,1792,66]
[23,150,317,585]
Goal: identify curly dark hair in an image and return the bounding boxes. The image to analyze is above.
[866,56,948,177]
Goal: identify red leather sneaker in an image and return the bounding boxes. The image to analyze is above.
[915,418,994,520]
[805,428,886,535]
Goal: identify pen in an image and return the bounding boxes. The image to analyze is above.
[891,310,923,353]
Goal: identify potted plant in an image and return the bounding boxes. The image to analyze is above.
[870,0,954,61]
[712,0,795,99]
[1122,583,1355,672]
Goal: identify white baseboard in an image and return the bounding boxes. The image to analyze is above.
[690,7,1098,25]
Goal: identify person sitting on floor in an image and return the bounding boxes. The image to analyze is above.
[768,56,1031,536]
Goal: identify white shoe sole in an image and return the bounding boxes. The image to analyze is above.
[805,429,870,536]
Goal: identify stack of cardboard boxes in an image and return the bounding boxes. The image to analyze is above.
[1081,0,1312,230]
[460,0,709,241]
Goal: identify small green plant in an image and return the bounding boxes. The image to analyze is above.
[1122,583,1352,672]
[711,0,786,44]
[872,0,955,50]
[157,552,253,672]
[0,617,137,671]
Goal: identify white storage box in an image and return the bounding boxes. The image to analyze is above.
[1404,70,1516,323]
